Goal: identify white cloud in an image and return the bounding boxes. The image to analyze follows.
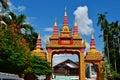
[44,27,53,32]
[74,6,94,35]
[86,41,90,51]
[8,0,26,12]
[84,41,90,56]
[27,17,37,21]
[26,17,37,24]
[17,6,26,12]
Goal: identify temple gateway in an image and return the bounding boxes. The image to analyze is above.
[32,8,104,80]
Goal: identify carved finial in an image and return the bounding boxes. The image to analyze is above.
[90,32,96,49]
[54,18,57,26]
[63,7,68,27]
[91,31,94,39]
[35,31,41,49]
[73,18,79,35]
[74,19,77,26]
[64,7,67,16]
[38,31,41,39]
[53,18,58,35]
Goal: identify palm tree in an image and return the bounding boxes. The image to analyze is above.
[111,21,120,72]
[0,12,33,34]
[0,12,37,50]
[97,13,110,64]
[97,13,120,75]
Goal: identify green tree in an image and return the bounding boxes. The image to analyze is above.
[0,12,38,50]
[0,25,30,75]
[0,11,52,79]
[97,13,110,64]
[0,20,52,79]
[97,13,120,79]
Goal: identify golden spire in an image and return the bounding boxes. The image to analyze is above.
[62,7,69,31]
[63,7,68,26]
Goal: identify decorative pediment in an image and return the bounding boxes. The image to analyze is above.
[85,49,102,61]
[32,49,46,60]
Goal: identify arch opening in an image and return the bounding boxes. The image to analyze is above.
[86,63,97,80]
[48,50,83,80]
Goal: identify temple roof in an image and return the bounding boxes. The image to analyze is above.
[32,49,46,59]
[61,8,70,32]
[85,34,102,61]
[73,19,82,39]
[50,35,59,39]
[46,44,86,49]
[46,8,85,49]
[85,49,102,61]
[72,35,82,39]
[54,59,78,68]
[31,33,46,60]
[50,18,59,39]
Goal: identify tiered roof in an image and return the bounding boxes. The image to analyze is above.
[73,19,82,39]
[47,8,85,48]
[32,33,46,60]
[54,59,78,69]
[50,18,59,39]
[85,34,102,61]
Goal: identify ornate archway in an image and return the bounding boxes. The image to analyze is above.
[46,8,86,80]
[31,8,104,80]
[85,34,103,80]
[47,49,85,80]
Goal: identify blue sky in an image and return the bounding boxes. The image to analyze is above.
[1,0,120,65]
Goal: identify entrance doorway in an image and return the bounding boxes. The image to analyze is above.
[52,54,79,80]
[53,54,78,66]
[86,63,97,80]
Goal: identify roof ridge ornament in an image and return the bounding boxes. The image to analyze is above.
[64,7,67,16]
[35,32,41,49]
[53,18,58,35]
[73,19,78,35]
[54,17,57,26]
[90,33,96,49]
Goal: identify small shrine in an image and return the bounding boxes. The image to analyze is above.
[31,33,46,60]
[85,34,103,80]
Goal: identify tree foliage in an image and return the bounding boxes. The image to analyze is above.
[97,13,120,79]
[0,12,38,50]
[0,12,52,79]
